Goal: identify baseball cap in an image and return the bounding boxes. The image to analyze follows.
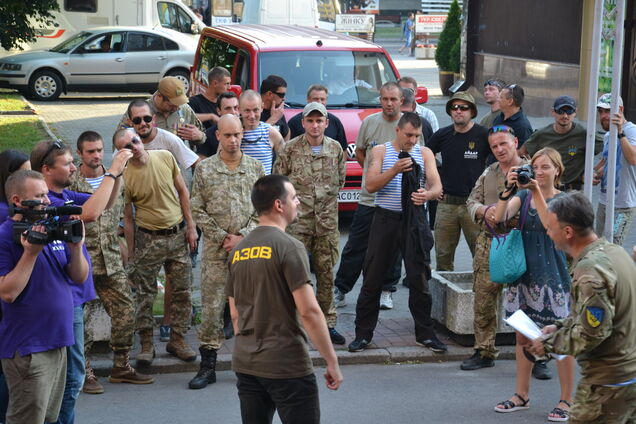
[553,95,576,110]
[302,102,328,118]
[445,91,477,118]
[596,93,623,109]
[158,77,188,106]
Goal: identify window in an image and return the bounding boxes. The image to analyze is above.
[158,2,195,34]
[126,33,165,52]
[64,0,97,12]
[164,38,179,51]
[77,33,124,53]
[195,37,238,85]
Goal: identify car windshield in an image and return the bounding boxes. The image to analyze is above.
[49,32,95,53]
[258,50,398,108]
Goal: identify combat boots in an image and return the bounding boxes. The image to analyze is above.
[110,351,154,384]
[136,330,156,366]
[166,332,197,362]
[82,360,104,394]
[188,347,217,389]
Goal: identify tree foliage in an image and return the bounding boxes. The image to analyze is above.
[449,37,460,73]
[434,0,461,71]
[0,0,59,51]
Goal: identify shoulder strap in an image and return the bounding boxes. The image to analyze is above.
[517,192,532,230]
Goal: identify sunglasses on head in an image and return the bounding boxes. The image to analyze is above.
[131,115,153,125]
[489,125,516,136]
[40,140,63,168]
[555,107,575,116]
[484,79,504,89]
[450,104,471,111]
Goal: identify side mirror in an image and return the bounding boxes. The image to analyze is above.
[415,86,428,104]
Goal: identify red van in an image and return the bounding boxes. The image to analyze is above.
[190,24,427,211]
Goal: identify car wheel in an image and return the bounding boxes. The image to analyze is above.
[167,70,190,94]
[29,70,63,101]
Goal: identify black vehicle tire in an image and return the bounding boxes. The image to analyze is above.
[29,70,63,101]
[166,69,190,94]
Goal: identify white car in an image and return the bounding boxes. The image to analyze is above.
[0,26,196,101]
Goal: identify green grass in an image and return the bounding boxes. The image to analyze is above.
[0,90,31,112]
[0,116,50,152]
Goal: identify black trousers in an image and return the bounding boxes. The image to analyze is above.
[236,372,320,424]
[354,207,434,341]
[334,204,401,293]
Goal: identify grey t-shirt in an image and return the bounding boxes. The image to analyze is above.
[143,128,198,172]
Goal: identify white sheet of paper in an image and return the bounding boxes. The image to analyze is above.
[504,310,567,361]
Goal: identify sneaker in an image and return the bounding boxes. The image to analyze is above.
[416,335,448,353]
[532,360,552,380]
[334,287,347,308]
[159,325,171,342]
[329,328,346,345]
[348,338,370,352]
[460,349,495,370]
[379,291,393,310]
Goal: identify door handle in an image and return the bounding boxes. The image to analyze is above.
[115,57,124,62]
[157,56,167,60]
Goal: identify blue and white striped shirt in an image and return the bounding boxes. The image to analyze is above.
[375,142,424,212]
[241,122,273,174]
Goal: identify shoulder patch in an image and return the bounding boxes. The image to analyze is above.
[585,306,604,328]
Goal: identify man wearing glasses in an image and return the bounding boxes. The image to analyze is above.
[259,75,291,141]
[31,139,131,424]
[118,77,206,147]
[479,79,507,129]
[519,96,595,192]
[126,99,200,172]
[492,84,533,147]
[426,91,489,272]
[113,129,198,366]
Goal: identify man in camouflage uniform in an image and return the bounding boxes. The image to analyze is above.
[273,102,346,344]
[70,131,153,393]
[188,115,265,389]
[529,192,636,423]
[463,125,526,370]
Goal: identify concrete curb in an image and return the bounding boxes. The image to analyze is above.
[90,345,517,377]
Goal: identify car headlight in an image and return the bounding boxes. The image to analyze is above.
[0,63,22,71]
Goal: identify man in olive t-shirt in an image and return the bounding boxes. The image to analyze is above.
[227,174,342,424]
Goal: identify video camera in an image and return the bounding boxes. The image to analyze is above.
[10,200,83,245]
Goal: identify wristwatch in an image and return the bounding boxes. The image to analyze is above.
[104,172,118,180]
[618,132,626,139]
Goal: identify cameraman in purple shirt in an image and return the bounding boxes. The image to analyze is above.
[0,170,89,424]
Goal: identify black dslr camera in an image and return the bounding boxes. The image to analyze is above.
[10,200,83,245]
[515,164,535,185]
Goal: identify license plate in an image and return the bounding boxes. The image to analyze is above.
[338,190,360,203]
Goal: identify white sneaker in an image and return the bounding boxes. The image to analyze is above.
[334,287,346,308]
[379,291,393,310]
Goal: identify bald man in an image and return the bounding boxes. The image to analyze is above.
[188,115,265,389]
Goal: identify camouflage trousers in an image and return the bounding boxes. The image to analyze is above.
[595,203,636,246]
[290,230,339,328]
[130,228,192,337]
[198,257,228,350]
[570,380,636,423]
[84,270,135,353]
[472,231,503,359]
[433,201,480,271]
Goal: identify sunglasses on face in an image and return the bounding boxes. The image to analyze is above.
[555,108,575,116]
[124,136,142,150]
[450,104,471,111]
[131,115,153,125]
[489,125,516,136]
[40,140,63,168]
[271,91,286,99]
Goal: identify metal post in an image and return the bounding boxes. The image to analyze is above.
[583,0,604,199]
[604,0,626,242]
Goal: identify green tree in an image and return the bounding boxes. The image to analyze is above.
[449,37,460,73]
[0,0,59,51]
[435,0,461,71]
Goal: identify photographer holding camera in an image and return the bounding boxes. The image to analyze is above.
[492,147,575,422]
[30,139,131,424]
[0,170,89,424]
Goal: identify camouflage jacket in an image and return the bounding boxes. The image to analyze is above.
[69,170,125,277]
[544,238,636,385]
[273,134,346,236]
[116,94,205,145]
[190,153,265,260]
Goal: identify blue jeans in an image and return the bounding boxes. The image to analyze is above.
[51,306,85,424]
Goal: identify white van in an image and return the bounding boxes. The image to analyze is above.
[240,0,319,26]
[1,0,205,56]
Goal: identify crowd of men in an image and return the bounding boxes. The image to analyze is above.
[0,67,635,424]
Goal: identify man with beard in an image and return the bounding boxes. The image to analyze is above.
[30,140,131,423]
